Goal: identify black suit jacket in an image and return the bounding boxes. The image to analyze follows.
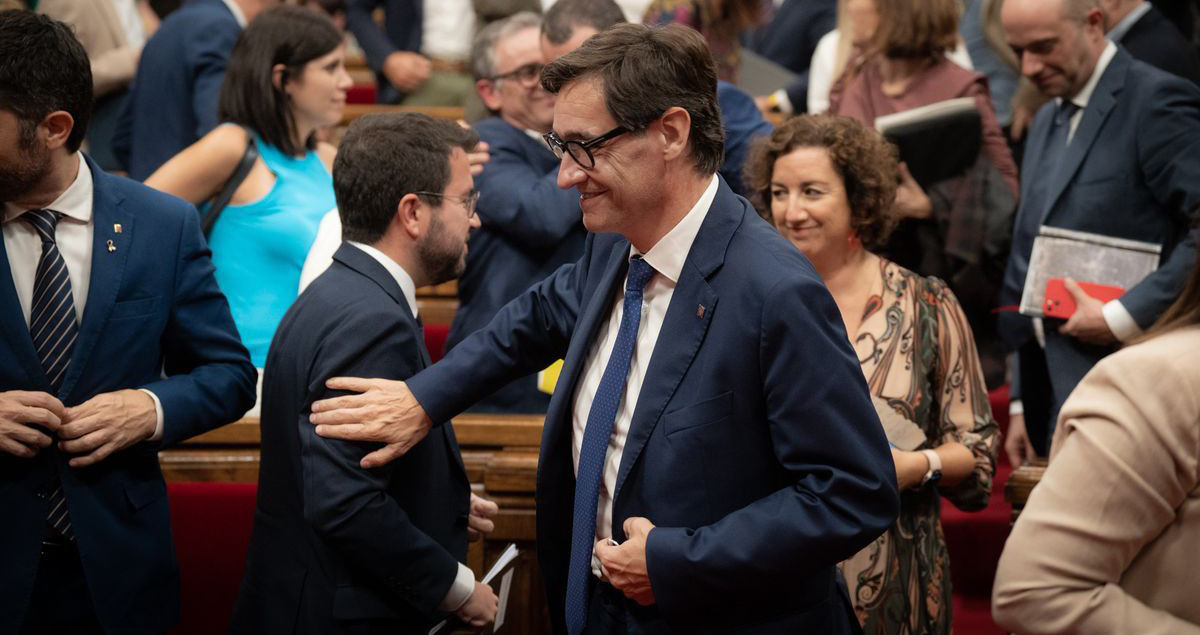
[1119,4,1200,86]
[231,243,470,635]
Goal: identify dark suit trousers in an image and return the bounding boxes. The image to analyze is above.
[19,543,104,635]
[586,580,672,635]
[1018,339,1056,456]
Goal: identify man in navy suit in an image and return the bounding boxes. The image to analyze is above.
[1104,0,1200,84]
[231,114,498,634]
[346,0,427,105]
[113,0,278,180]
[747,0,837,115]
[1000,0,1200,464]
[311,24,898,634]
[0,12,255,634]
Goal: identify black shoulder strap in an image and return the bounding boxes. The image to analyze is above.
[201,127,259,237]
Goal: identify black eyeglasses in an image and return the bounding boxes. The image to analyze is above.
[414,190,479,218]
[542,127,631,169]
[488,62,543,87]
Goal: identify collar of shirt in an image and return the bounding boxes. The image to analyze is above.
[631,174,719,284]
[1058,40,1117,112]
[221,0,248,28]
[1107,1,1152,43]
[346,241,420,320]
[3,153,92,226]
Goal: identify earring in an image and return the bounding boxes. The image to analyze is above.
[847,231,861,251]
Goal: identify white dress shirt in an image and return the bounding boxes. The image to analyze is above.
[3,154,164,438]
[344,240,476,612]
[220,0,247,27]
[108,0,147,49]
[421,0,475,62]
[570,175,718,575]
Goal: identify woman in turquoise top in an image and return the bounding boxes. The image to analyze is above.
[146,6,350,366]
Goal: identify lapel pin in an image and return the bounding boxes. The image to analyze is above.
[113,223,122,233]
[106,239,116,253]
[696,304,706,318]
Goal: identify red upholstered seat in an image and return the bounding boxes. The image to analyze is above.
[168,483,257,635]
[347,83,377,105]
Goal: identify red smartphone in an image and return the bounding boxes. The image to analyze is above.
[1043,279,1126,319]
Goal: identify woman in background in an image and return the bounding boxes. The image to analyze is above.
[993,235,1200,635]
[746,114,999,634]
[146,6,350,369]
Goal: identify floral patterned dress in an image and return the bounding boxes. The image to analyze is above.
[839,259,999,634]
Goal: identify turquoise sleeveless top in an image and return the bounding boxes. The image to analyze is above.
[207,134,336,367]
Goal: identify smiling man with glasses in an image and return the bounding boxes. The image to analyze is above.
[308,23,898,635]
[442,11,587,415]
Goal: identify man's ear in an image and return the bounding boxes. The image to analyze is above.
[40,111,75,152]
[395,193,425,240]
[657,106,692,163]
[476,79,502,112]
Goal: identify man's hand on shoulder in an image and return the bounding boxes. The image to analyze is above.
[595,517,657,606]
[1058,278,1117,345]
[59,389,157,467]
[309,377,433,468]
[0,390,65,458]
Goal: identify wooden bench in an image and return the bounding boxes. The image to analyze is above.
[160,413,552,634]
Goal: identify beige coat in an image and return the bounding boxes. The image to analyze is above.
[38,0,140,97]
[993,325,1200,635]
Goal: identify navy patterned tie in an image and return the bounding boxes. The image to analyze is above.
[24,209,76,540]
[565,256,655,635]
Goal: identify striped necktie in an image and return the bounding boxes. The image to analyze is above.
[23,208,76,540]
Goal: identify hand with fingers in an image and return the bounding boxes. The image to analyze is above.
[456,581,499,628]
[0,390,66,458]
[456,120,491,176]
[58,389,157,468]
[1005,412,1038,467]
[1058,278,1117,345]
[594,517,657,606]
[309,377,433,468]
[468,493,499,540]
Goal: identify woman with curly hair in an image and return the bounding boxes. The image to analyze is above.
[746,114,999,634]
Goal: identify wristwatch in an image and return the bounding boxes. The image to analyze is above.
[920,449,942,486]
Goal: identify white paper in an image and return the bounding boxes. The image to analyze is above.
[494,570,514,631]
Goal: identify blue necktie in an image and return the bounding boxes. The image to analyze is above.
[565,256,655,635]
[24,209,77,540]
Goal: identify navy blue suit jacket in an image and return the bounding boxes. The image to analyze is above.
[409,178,899,633]
[231,243,470,635]
[1118,4,1200,86]
[717,81,773,195]
[1000,49,1200,425]
[447,117,584,413]
[114,0,241,180]
[346,0,423,104]
[0,156,255,635]
[745,0,837,110]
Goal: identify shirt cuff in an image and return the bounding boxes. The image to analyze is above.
[438,562,476,612]
[772,88,794,115]
[139,388,164,441]
[1009,399,1024,417]
[1102,299,1143,343]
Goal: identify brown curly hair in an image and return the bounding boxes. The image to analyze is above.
[744,114,900,251]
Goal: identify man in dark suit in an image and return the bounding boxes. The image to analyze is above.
[1104,0,1200,84]
[230,114,499,635]
[450,12,583,414]
[540,0,772,196]
[113,0,278,180]
[310,24,898,634]
[0,12,256,634]
[746,0,838,115]
[1000,0,1200,464]
[346,0,428,105]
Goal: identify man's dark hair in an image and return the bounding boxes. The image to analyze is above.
[335,114,479,244]
[0,10,93,152]
[219,6,342,157]
[541,0,627,45]
[541,23,724,176]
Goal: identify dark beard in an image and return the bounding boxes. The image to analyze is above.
[417,212,466,286]
[0,141,52,203]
